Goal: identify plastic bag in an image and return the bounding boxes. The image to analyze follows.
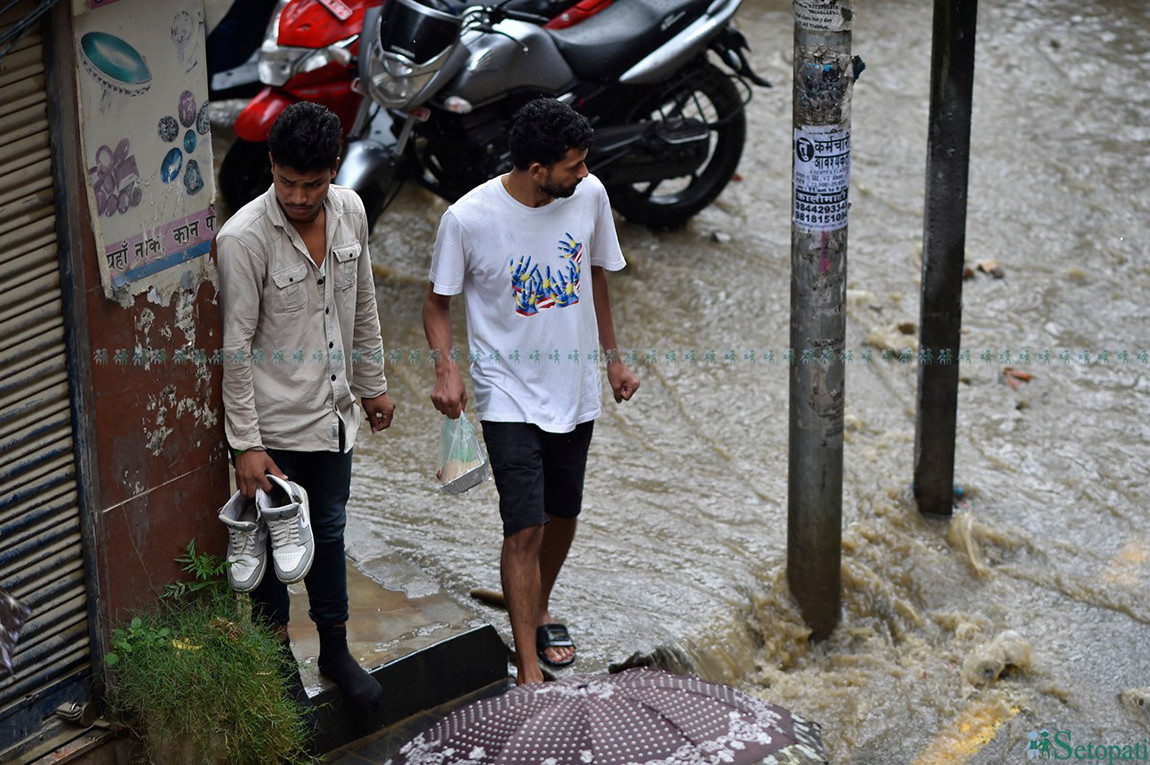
[437,413,489,495]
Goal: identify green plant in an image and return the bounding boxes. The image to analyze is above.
[105,544,314,765]
[103,617,170,668]
[160,539,231,602]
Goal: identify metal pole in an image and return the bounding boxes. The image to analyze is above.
[787,0,854,640]
[914,0,978,517]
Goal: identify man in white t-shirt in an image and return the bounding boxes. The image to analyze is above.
[423,98,639,684]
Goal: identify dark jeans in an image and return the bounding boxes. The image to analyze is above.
[251,447,353,628]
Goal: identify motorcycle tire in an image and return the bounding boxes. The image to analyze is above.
[607,62,746,231]
[219,138,272,214]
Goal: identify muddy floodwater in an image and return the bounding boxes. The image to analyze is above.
[213,0,1150,760]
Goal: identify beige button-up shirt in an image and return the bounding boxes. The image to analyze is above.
[217,184,387,453]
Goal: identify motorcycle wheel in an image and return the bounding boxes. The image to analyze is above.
[607,63,746,230]
[219,139,272,214]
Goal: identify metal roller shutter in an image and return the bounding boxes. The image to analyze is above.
[0,0,91,750]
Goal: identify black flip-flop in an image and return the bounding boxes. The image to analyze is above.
[536,623,576,668]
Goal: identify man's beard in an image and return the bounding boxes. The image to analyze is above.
[540,178,579,199]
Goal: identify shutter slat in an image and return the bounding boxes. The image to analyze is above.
[0,9,91,746]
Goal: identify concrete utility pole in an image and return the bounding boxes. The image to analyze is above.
[914,0,978,517]
[787,0,854,640]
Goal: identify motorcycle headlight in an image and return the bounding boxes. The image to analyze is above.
[365,45,460,110]
[258,38,355,87]
[367,0,465,110]
[367,55,436,109]
[258,43,309,87]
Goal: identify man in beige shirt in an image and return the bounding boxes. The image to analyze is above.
[215,101,393,719]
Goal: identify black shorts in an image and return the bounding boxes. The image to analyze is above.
[480,420,595,537]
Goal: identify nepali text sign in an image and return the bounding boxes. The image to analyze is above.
[793,125,851,233]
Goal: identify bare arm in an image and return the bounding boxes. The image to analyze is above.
[349,210,387,399]
[591,265,639,402]
[423,286,467,418]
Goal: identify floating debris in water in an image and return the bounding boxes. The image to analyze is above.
[977,260,1006,279]
[1003,367,1033,389]
[1118,687,1150,731]
[962,630,1031,686]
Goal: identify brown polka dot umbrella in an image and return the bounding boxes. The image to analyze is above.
[388,668,828,765]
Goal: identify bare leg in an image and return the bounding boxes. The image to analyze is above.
[537,515,577,666]
[502,524,545,684]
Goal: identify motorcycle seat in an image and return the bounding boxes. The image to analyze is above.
[546,0,715,82]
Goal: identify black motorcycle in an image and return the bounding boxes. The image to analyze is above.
[336,0,769,230]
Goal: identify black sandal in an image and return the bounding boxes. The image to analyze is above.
[536,623,576,668]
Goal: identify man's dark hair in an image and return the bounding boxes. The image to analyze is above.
[508,98,594,171]
[268,101,342,172]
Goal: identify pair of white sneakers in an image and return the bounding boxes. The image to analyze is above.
[218,474,315,592]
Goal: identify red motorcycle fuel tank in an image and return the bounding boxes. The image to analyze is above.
[278,0,374,48]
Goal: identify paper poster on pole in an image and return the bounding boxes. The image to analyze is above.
[74,0,216,300]
[794,0,853,32]
[793,126,850,233]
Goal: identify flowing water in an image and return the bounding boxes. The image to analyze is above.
[214,0,1150,760]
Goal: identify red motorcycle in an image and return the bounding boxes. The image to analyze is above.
[218,0,613,212]
[219,0,376,211]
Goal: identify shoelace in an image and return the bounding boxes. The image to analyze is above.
[267,504,301,549]
[229,524,260,558]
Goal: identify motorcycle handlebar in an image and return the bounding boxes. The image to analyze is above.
[498,8,552,23]
[475,0,553,25]
[404,0,554,40]
[458,3,550,36]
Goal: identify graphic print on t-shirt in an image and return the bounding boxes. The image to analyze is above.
[509,232,584,316]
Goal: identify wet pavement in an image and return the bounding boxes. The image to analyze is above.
[288,551,494,696]
[286,554,508,758]
[209,0,1150,757]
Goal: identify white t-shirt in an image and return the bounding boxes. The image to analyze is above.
[429,173,626,433]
